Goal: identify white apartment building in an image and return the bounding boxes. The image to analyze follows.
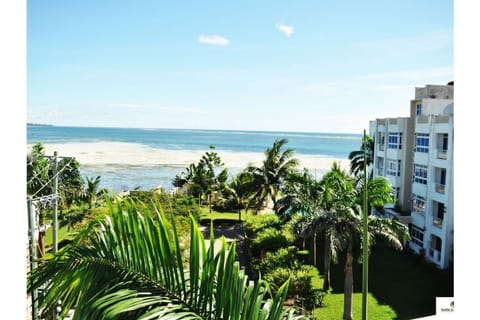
[369,83,454,269]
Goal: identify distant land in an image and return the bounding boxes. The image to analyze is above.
[27,123,53,127]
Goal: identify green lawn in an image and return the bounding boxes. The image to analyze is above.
[311,243,453,320]
[44,225,75,249]
[198,207,252,222]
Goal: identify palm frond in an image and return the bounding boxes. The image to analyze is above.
[28,195,300,319]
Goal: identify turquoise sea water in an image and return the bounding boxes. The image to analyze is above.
[27,125,362,192]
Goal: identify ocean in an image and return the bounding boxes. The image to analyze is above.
[27,125,362,193]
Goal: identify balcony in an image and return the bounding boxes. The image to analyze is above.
[435,183,445,194]
[379,144,385,151]
[437,149,448,160]
[377,168,384,176]
[433,217,443,229]
[412,206,425,214]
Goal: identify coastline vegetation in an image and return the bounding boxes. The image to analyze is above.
[27,137,453,319]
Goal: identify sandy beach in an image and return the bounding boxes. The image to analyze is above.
[33,141,350,171]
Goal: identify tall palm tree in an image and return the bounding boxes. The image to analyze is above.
[358,176,395,214]
[28,196,303,319]
[248,138,299,212]
[348,134,374,185]
[338,206,410,320]
[318,162,357,291]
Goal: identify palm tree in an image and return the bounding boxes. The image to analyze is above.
[247,138,299,212]
[28,196,303,319]
[84,175,101,208]
[338,206,410,320]
[318,162,357,291]
[274,169,323,220]
[224,171,256,221]
[348,134,374,185]
[358,176,395,215]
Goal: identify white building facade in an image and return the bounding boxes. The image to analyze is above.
[369,83,454,269]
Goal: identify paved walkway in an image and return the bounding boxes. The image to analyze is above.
[199,221,252,277]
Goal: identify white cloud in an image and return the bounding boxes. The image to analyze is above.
[197,34,230,46]
[276,23,294,37]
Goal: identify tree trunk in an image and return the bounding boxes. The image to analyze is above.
[313,233,317,267]
[343,248,354,320]
[323,237,332,291]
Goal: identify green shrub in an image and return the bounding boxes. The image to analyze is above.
[243,214,281,237]
[303,289,326,310]
[257,246,298,274]
[252,227,290,254]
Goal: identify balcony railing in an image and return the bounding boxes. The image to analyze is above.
[379,144,385,151]
[433,217,443,228]
[437,149,448,159]
[412,206,425,214]
[435,183,445,194]
[377,168,384,176]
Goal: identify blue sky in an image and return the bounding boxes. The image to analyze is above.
[26,0,453,133]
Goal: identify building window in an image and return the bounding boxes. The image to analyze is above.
[388,132,402,149]
[416,103,422,116]
[386,159,401,177]
[433,202,445,228]
[412,194,426,213]
[415,133,429,153]
[413,164,428,184]
[429,235,442,261]
[378,132,385,151]
[411,225,424,247]
[377,157,384,176]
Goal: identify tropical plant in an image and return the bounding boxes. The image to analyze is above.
[296,162,356,291]
[27,142,51,197]
[358,176,395,214]
[173,146,229,209]
[223,171,256,220]
[247,139,299,212]
[28,196,302,319]
[57,157,84,207]
[84,175,101,208]
[335,206,410,320]
[275,169,323,220]
[348,134,374,185]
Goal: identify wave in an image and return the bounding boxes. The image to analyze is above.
[131,128,361,140]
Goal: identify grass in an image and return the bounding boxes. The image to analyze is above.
[44,225,75,249]
[310,242,453,320]
[198,207,252,222]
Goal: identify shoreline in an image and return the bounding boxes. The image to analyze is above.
[29,141,351,172]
